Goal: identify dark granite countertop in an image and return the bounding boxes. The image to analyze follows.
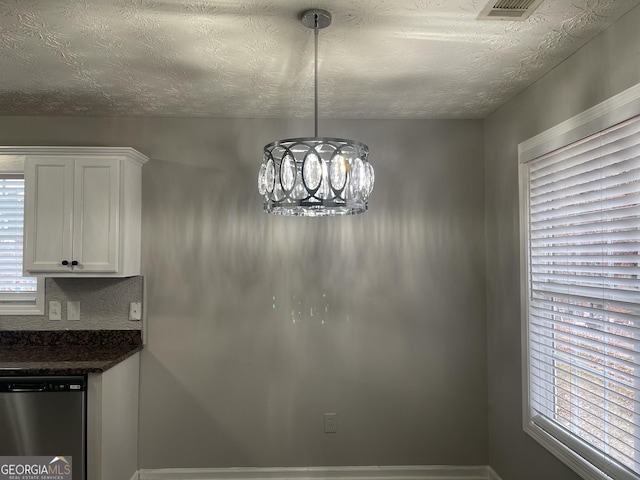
[0,330,143,375]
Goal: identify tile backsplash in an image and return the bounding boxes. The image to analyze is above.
[0,276,143,331]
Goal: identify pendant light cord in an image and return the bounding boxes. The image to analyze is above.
[314,15,319,137]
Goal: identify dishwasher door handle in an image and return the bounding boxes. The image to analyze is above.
[8,384,47,392]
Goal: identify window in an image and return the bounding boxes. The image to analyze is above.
[0,162,44,315]
[520,83,640,480]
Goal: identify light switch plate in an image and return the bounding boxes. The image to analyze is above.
[129,302,142,321]
[67,301,80,320]
[49,301,61,320]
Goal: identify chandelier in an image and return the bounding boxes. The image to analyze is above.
[257,9,375,216]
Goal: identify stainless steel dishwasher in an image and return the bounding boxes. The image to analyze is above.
[0,375,86,480]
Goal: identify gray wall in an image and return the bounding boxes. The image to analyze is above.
[484,4,640,480]
[0,116,487,468]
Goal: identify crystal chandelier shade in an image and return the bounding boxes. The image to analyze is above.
[258,9,374,216]
[259,137,374,216]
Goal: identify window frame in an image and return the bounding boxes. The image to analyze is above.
[0,155,44,316]
[519,81,640,480]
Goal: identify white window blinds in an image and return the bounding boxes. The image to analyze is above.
[0,175,37,300]
[526,114,640,479]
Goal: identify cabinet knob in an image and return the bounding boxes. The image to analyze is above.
[61,260,69,266]
[71,260,79,266]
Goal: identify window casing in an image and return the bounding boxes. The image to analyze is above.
[0,159,44,315]
[520,83,640,480]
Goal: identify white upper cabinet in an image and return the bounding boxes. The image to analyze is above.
[18,147,148,277]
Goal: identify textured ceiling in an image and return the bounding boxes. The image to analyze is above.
[0,0,638,119]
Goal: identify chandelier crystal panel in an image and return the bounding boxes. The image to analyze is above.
[259,137,374,216]
[258,9,374,216]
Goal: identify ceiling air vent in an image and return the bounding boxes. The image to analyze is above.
[477,0,544,21]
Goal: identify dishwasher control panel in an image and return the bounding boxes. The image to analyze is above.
[0,375,86,392]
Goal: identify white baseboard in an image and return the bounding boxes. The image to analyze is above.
[486,467,501,480]
[138,465,502,480]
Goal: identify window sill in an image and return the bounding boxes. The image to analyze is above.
[0,305,45,316]
[0,278,45,316]
[524,416,639,480]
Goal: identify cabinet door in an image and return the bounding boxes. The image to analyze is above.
[23,157,74,273]
[72,157,120,273]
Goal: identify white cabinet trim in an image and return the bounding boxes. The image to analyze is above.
[0,146,148,166]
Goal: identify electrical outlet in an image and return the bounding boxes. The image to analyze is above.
[324,413,337,433]
[129,302,142,321]
[67,301,80,320]
[49,301,61,321]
